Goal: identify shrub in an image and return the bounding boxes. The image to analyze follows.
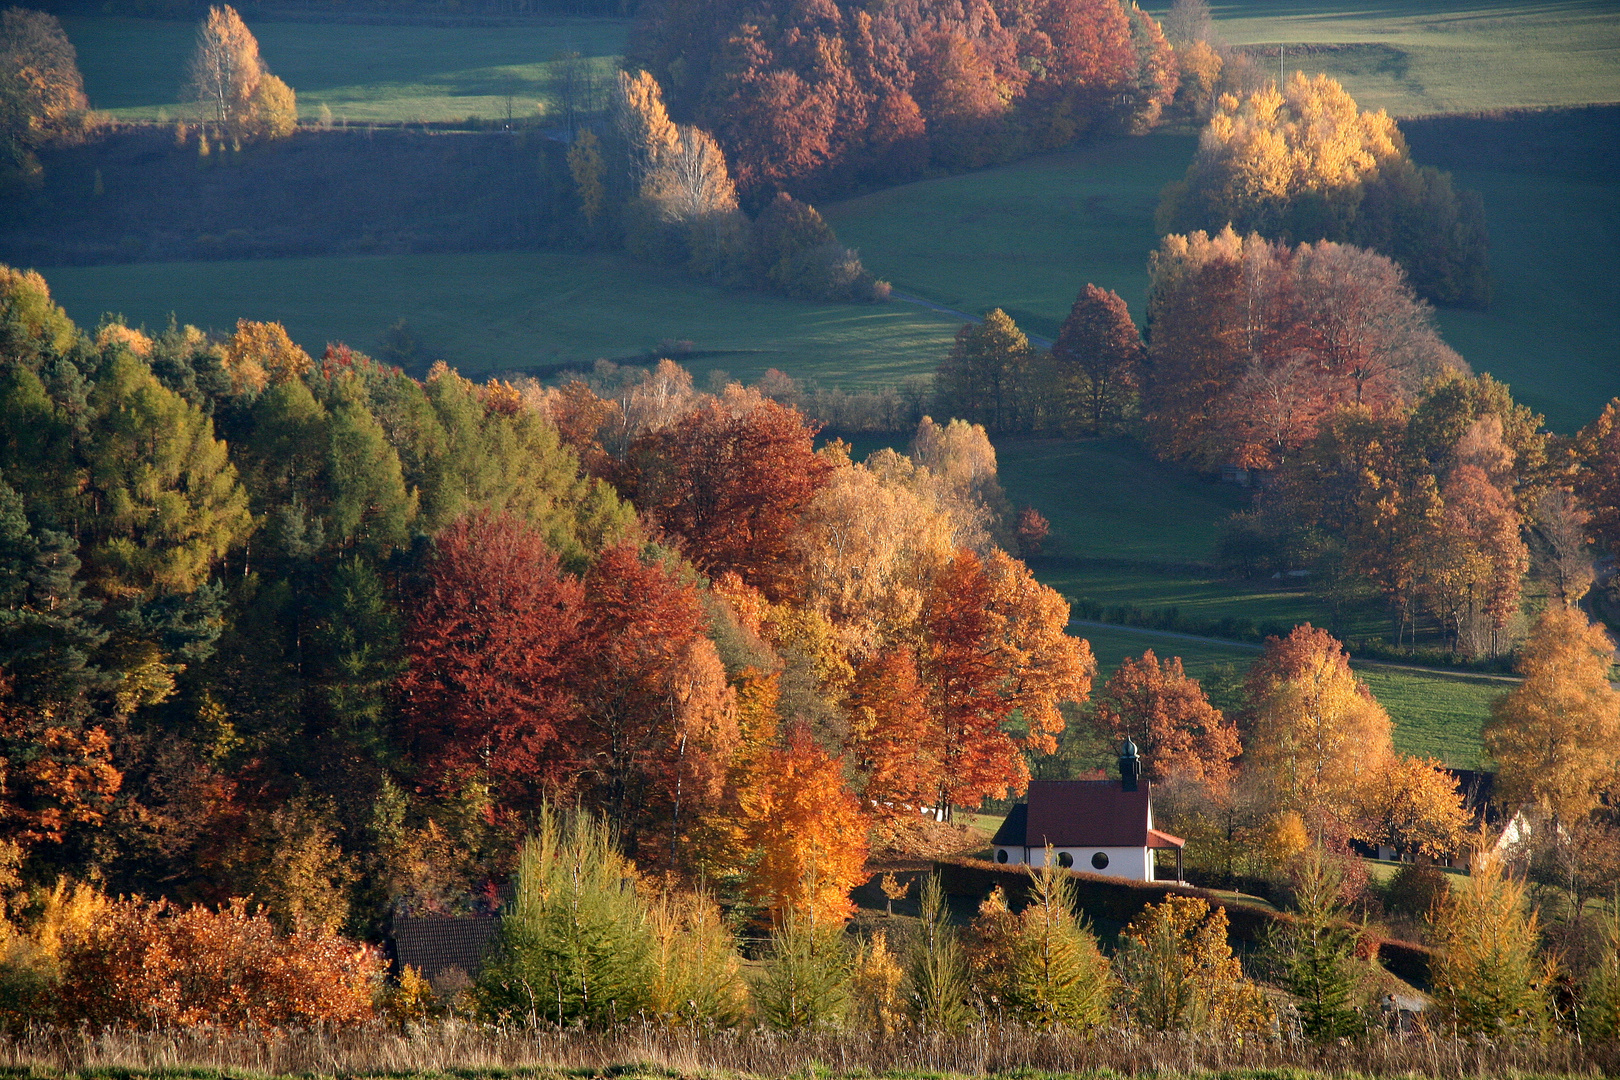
[56,897,379,1030]
[1116,894,1270,1033]
[1384,862,1452,922]
[647,887,747,1026]
[852,930,905,1037]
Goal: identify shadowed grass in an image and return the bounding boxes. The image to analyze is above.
[40,251,959,385]
[61,15,630,124]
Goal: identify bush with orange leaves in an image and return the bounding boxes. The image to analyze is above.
[56,897,380,1029]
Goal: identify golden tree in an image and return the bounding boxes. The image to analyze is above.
[1485,604,1620,824]
[567,128,605,226]
[1243,625,1394,831]
[186,6,294,140]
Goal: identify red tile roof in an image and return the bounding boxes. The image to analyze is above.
[1018,779,1152,847]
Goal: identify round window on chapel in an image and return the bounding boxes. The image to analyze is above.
[996,848,1009,864]
[1057,851,1074,868]
[1091,851,1110,870]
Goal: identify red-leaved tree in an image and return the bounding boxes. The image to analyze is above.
[396,512,583,806]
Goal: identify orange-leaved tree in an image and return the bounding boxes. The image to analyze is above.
[740,727,868,925]
[570,540,736,866]
[1093,649,1238,788]
[1485,604,1620,824]
[1242,624,1394,833]
[845,646,938,819]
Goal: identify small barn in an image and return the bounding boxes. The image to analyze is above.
[990,740,1184,883]
[392,914,500,995]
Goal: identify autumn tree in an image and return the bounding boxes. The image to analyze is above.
[185,6,294,141]
[935,309,1041,433]
[845,647,938,818]
[739,727,869,924]
[620,387,830,600]
[0,7,91,185]
[569,541,736,865]
[1093,650,1239,788]
[1160,72,1488,305]
[1242,625,1394,833]
[396,512,584,806]
[1143,228,1463,470]
[1430,845,1552,1037]
[567,128,605,227]
[1485,605,1620,825]
[1571,398,1620,558]
[1359,754,1467,860]
[1115,894,1269,1032]
[1051,283,1142,433]
[919,550,1092,815]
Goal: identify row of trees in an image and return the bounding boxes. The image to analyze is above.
[568,71,886,301]
[0,264,1091,938]
[1157,72,1490,306]
[627,0,1183,198]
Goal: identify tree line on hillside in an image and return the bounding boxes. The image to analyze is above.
[0,262,1089,940]
[4,265,1620,1048]
[568,70,887,301]
[628,0,1186,199]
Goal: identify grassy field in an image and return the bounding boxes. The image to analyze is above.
[61,15,629,124]
[41,251,959,384]
[1184,0,1620,118]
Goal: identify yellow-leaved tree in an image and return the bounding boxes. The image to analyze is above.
[1242,625,1393,834]
[186,6,295,141]
[1485,604,1620,824]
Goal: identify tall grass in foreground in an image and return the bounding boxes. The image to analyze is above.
[0,1021,1610,1078]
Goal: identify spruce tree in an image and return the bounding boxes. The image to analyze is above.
[1268,849,1367,1041]
[907,873,973,1033]
[479,807,657,1027]
[752,908,852,1030]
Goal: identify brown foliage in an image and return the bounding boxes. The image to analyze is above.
[57,897,380,1030]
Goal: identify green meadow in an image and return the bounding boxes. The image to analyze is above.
[61,15,630,124]
[41,251,959,384]
[1192,0,1620,118]
[826,134,1620,435]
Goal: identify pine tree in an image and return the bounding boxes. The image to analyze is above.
[751,907,852,1031]
[1268,847,1367,1041]
[907,873,973,1033]
[479,808,657,1027]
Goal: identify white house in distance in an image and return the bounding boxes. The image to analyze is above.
[990,740,1185,883]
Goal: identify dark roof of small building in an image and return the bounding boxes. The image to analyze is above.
[393,915,500,984]
[990,802,1028,846]
[992,779,1153,848]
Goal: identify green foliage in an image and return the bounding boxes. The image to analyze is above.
[82,350,252,599]
[970,856,1111,1030]
[1581,904,1620,1042]
[907,874,973,1034]
[1267,848,1368,1042]
[307,557,402,762]
[1430,848,1551,1038]
[1383,861,1452,921]
[752,910,852,1031]
[479,808,657,1027]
